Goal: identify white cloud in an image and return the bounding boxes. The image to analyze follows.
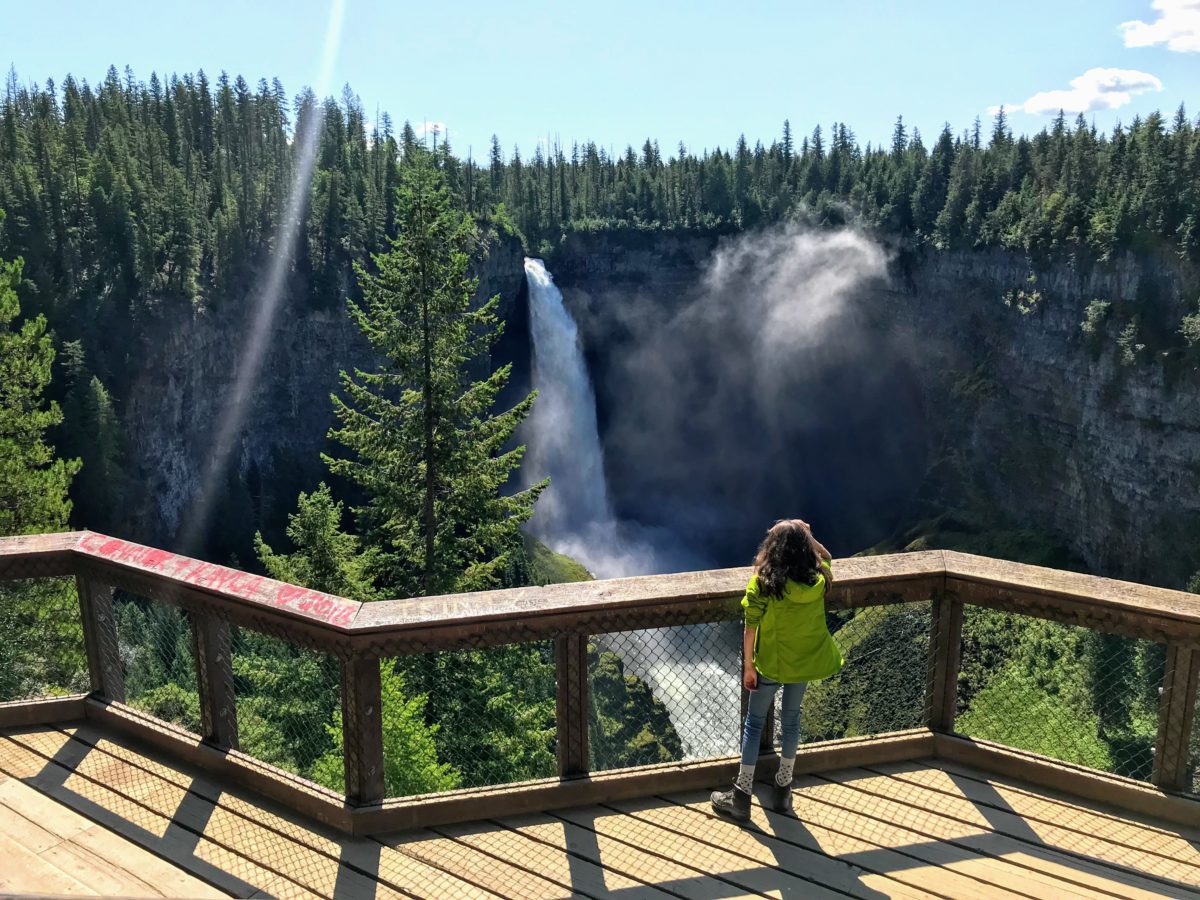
[1121,0,1200,52]
[1003,68,1163,116]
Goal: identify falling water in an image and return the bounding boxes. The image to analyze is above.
[521,258,741,758]
[522,259,614,555]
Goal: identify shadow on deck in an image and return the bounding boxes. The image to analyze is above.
[2,721,1198,899]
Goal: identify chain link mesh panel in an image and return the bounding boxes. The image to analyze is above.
[382,642,557,797]
[590,621,741,769]
[789,601,933,746]
[113,591,199,732]
[0,577,87,701]
[1190,698,1200,795]
[956,606,1164,781]
[231,626,342,788]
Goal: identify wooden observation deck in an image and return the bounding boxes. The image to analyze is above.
[2,531,1200,897]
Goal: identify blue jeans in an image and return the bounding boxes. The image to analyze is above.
[739,674,808,766]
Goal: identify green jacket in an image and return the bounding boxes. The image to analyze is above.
[741,563,844,683]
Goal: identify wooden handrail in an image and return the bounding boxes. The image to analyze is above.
[3,530,1200,832]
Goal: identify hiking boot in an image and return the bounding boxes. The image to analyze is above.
[767,778,795,815]
[710,782,752,821]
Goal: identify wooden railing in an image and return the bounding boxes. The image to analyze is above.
[2,531,1199,834]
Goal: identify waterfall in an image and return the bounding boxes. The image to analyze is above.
[521,259,616,566]
[521,258,741,759]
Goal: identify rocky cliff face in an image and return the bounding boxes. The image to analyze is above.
[892,249,1200,585]
[113,226,1200,585]
[115,233,526,560]
[546,232,1200,585]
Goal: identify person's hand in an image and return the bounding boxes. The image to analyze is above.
[743,667,758,691]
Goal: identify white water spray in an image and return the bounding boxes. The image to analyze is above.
[522,259,613,547]
[521,258,741,757]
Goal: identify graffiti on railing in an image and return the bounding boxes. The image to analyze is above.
[77,533,359,627]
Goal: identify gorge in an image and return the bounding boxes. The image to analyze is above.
[100,229,1200,590]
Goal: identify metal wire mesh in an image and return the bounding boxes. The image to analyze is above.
[589,622,740,770]
[0,577,87,701]
[791,601,933,746]
[113,591,199,732]
[231,626,342,788]
[1191,699,1200,795]
[955,607,1164,780]
[385,642,557,796]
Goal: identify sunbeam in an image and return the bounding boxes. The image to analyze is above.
[176,0,347,556]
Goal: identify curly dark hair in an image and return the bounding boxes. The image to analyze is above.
[753,519,825,599]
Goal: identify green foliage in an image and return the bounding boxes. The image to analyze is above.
[233,630,341,778]
[1081,300,1111,336]
[524,535,593,585]
[397,644,557,788]
[587,644,683,768]
[1118,318,1146,366]
[137,682,202,733]
[0,229,85,703]
[955,612,1160,779]
[311,663,461,795]
[0,243,79,535]
[326,156,545,597]
[0,579,87,701]
[118,599,195,703]
[255,483,380,601]
[801,605,930,741]
[1181,306,1200,348]
[1002,282,1042,315]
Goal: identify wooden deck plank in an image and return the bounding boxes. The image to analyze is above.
[0,775,93,843]
[0,733,312,899]
[896,756,1200,848]
[503,810,761,900]
[384,829,585,899]
[0,831,97,896]
[664,788,1101,900]
[59,723,497,900]
[808,770,1199,899]
[562,799,850,899]
[1,776,223,898]
[437,819,675,898]
[824,765,1200,889]
[39,837,170,897]
[4,727,401,900]
[604,796,931,900]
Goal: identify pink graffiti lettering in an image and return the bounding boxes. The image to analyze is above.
[77,533,359,627]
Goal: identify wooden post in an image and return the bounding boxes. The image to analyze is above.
[341,655,385,805]
[1153,642,1199,792]
[191,613,239,749]
[75,575,125,703]
[926,591,963,733]
[555,634,589,778]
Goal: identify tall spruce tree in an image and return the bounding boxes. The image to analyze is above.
[0,228,79,535]
[0,217,84,702]
[326,154,544,597]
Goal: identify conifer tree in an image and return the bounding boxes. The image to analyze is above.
[0,221,83,702]
[326,154,544,597]
[0,230,79,535]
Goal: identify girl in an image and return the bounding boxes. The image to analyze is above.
[711,519,843,821]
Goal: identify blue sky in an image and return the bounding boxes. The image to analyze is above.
[5,1,1199,158]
